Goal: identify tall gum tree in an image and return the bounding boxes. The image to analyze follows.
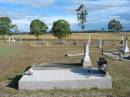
[76,4,88,31]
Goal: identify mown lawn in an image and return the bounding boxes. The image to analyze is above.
[0,39,130,97]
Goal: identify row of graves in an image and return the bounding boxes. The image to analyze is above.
[103,37,130,61]
[19,35,112,90]
[30,38,115,47]
[6,36,23,43]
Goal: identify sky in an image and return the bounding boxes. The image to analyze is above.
[0,0,130,32]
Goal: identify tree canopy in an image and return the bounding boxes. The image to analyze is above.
[76,4,88,31]
[10,24,19,35]
[0,16,12,38]
[30,19,48,39]
[52,19,71,39]
[108,19,123,32]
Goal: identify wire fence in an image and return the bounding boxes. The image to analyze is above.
[30,39,121,47]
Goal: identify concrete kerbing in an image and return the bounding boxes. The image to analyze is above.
[103,52,130,61]
[19,67,112,90]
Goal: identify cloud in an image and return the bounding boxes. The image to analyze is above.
[66,0,130,14]
[0,0,130,31]
[0,0,55,7]
[0,8,30,19]
[12,15,78,32]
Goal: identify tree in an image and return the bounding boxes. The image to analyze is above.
[101,28,105,32]
[0,16,12,39]
[9,24,19,35]
[52,19,71,39]
[76,4,88,31]
[108,19,123,32]
[30,19,48,40]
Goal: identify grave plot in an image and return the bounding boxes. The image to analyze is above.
[103,37,130,61]
[19,65,112,90]
[19,36,112,90]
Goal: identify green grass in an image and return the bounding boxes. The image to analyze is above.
[0,48,22,59]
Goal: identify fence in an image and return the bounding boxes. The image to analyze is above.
[30,39,121,47]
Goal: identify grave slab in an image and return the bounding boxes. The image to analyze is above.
[103,52,130,61]
[19,67,112,90]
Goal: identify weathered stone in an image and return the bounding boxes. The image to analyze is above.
[19,68,112,90]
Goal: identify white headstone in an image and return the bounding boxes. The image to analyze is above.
[121,37,124,41]
[12,37,16,43]
[83,36,92,68]
[8,37,11,43]
[20,38,22,43]
[123,41,129,53]
[99,38,102,49]
[120,38,129,53]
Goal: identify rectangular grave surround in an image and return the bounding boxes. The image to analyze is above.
[19,67,112,90]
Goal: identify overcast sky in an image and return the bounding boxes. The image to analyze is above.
[0,0,130,32]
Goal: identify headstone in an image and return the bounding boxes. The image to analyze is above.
[20,38,22,43]
[8,37,11,43]
[121,37,124,41]
[98,38,102,49]
[83,35,92,68]
[12,37,16,43]
[124,39,129,53]
[121,37,129,53]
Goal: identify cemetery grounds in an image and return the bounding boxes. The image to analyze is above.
[0,33,130,97]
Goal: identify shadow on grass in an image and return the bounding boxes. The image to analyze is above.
[7,75,23,90]
[7,66,32,90]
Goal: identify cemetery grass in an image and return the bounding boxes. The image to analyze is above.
[2,32,130,40]
[0,40,130,97]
